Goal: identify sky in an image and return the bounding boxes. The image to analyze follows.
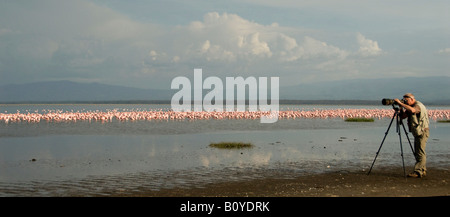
[0,0,449,89]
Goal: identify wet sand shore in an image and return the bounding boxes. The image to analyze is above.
[1,167,448,197]
[5,168,446,216]
[116,167,449,197]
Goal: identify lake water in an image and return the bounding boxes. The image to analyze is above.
[0,104,449,196]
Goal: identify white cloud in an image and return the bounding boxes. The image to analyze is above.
[287,36,349,61]
[241,32,272,58]
[438,48,450,54]
[201,40,211,53]
[0,28,13,36]
[179,12,274,60]
[167,12,350,64]
[356,33,382,57]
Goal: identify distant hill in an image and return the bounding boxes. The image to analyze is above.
[0,76,449,105]
[0,80,172,103]
[281,76,450,105]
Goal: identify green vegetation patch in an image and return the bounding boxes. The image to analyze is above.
[437,119,450,123]
[345,118,375,122]
[209,142,254,149]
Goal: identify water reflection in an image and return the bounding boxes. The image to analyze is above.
[1,121,448,184]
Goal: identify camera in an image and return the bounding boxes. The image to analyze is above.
[382,98,406,106]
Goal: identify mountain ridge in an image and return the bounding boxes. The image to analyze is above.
[281,76,450,104]
[0,76,449,105]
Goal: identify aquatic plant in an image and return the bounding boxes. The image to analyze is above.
[209,142,253,149]
[345,118,374,122]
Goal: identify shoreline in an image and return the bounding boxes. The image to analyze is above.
[111,167,449,197]
[1,166,448,197]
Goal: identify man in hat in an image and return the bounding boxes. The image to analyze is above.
[395,93,430,178]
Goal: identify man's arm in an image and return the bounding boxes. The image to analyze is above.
[394,99,418,113]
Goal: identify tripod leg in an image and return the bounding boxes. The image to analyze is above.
[400,120,415,154]
[397,115,407,178]
[368,112,396,175]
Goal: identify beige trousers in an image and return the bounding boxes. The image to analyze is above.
[413,129,429,175]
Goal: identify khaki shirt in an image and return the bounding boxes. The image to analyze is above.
[406,101,429,137]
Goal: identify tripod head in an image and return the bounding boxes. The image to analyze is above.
[391,104,401,112]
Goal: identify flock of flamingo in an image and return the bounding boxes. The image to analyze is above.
[0,108,449,123]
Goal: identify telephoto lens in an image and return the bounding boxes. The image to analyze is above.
[382,98,395,105]
[381,98,406,105]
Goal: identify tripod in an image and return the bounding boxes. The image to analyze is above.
[367,105,415,177]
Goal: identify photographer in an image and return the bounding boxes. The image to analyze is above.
[395,93,430,178]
